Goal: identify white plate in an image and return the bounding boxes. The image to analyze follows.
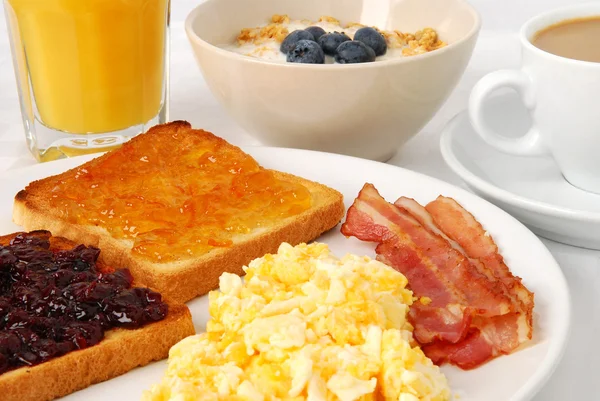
[440,93,600,250]
[0,148,570,401]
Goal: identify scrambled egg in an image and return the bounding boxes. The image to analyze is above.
[143,243,450,401]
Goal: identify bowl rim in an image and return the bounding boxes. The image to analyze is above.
[184,0,482,70]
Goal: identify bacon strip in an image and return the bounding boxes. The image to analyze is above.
[394,196,532,364]
[423,313,525,370]
[341,184,535,370]
[395,196,528,326]
[423,329,493,370]
[342,184,513,317]
[408,303,472,344]
[377,242,472,344]
[425,196,534,334]
[342,187,473,343]
[395,197,496,282]
[374,241,466,308]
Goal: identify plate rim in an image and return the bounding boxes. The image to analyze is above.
[0,146,571,401]
[440,110,600,223]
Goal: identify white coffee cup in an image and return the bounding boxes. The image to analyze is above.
[468,3,600,194]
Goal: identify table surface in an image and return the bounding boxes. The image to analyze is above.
[0,1,597,399]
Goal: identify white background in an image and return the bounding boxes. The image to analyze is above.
[0,1,598,399]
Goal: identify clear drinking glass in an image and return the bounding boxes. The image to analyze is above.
[3,0,170,162]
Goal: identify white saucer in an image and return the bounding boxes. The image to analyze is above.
[440,93,600,250]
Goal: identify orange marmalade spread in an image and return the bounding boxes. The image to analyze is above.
[48,129,312,262]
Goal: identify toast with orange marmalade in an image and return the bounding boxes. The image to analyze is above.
[13,121,345,303]
[0,230,194,401]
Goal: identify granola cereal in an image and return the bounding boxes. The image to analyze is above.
[318,15,341,25]
[223,14,447,63]
[345,22,367,29]
[271,14,290,24]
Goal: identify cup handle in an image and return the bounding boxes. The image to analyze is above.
[468,70,548,156]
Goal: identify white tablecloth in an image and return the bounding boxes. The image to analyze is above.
[0,1,597,399]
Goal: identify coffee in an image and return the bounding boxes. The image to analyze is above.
[532,16,600,63]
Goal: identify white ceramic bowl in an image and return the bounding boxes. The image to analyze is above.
[185,0,481,161]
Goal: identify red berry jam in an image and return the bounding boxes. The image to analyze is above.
[0,232,168,375]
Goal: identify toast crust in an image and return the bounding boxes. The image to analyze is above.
[0,303,193,401]
[0,231,195,401]
[13,122,345,303]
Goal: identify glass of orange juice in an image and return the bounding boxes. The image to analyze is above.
[3,0,170,162]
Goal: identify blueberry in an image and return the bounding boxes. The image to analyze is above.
[287,40,325,64]
[353,27,387,56]
[334,41,376,64]
[318,32,351,56]
[304,26,326,42]
[280,30,315,54]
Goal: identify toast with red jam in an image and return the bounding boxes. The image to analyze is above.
[0,230,194,401]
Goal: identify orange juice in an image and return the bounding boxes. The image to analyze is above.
[6,0,168,134]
